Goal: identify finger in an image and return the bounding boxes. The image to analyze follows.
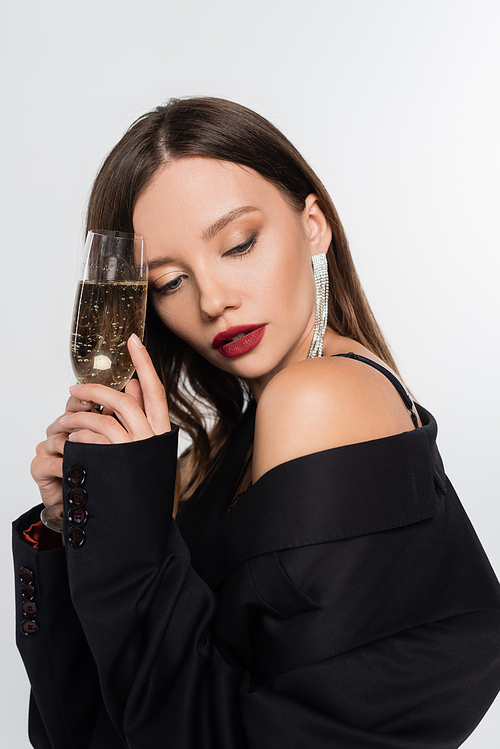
[65,395,94,412]
[36,433,67,458]
[125,378,145,412]
[68,429,112,445]
[46,415,70,438]
[67,384,154,441]
[128,335,171,435]
[46,406,112,439]
[59,411,133,444]
[65,395,114,417]
[30,456,63,485]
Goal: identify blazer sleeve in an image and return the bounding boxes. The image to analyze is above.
[224,503,500,749]
[12,508,118,749]
[190,417,500,749]
[58,427,249,749]
[14,417,500,749]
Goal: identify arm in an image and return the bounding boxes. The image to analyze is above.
[21,338,248,748]
[243,357,500,746]
[13,508,111,749]
[60,429,249,748]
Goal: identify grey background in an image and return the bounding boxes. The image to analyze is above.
[1,0,499,745]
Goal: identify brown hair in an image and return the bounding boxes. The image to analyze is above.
[86,96,399,507]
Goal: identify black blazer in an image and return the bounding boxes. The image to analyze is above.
[13,402,500,748]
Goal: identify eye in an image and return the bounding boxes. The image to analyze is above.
[154,274,185,296]
[225,233,258,257]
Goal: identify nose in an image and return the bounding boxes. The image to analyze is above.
[198,274,241,321]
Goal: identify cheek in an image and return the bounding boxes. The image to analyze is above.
[261,244,314,312]
[246,233,311,293]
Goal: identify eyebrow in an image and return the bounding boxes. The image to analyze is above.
[202,205,260,241]
[148,205,261,271]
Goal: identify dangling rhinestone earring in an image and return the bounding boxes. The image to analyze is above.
[308,253,329,359]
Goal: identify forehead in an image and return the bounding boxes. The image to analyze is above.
[133,156,288,242]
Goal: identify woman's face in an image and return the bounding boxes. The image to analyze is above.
[133,156,331,397]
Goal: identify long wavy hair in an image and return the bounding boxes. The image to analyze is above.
[86,96,399,507]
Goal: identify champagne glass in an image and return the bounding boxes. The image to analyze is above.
[42,230,147,533]
[70,230,147,391]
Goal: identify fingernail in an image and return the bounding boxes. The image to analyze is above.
[130,333,144,349]
[60,415,69,424]
[80,400,91,406]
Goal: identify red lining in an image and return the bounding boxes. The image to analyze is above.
[23,521,63,551]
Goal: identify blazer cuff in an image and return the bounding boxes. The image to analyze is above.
[61,427,179,584]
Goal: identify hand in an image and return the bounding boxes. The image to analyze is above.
[30,390,107,508]
[31,335,170,507]
[60,334,171,445]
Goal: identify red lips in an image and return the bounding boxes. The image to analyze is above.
[212,324,267,358]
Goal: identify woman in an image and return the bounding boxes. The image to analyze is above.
[14,97,500,748]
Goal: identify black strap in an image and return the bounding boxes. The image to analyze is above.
[333,352,419,429]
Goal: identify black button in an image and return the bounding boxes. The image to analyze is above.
[21,584,35,600]
[68,507,88,526]
[22,601,38,617]
[21,620,39,637]
[68,527,86,547]
[19,567,34,585]
[68,466,86,486]
[68,487,87,506]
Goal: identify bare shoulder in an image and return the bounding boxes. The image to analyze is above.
[252,356,416,483]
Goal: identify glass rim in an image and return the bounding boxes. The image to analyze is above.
[87,229,146,241]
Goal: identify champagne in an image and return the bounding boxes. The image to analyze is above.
[71,280,147,389]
